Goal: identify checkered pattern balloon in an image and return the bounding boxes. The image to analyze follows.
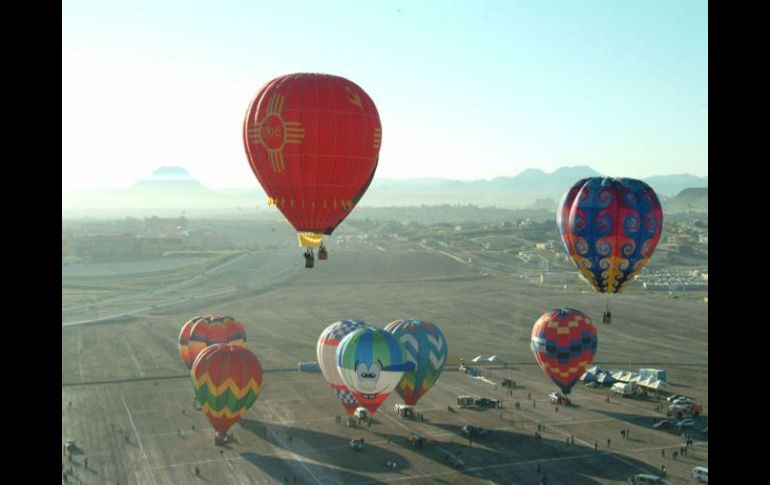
[531,308,598,394]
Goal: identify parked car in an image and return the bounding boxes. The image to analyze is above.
[461,425,489,438]
[628,473,669,484]
[672,397,694,405]
[548,392,571,405]
[652,420,674,430]
[475,398,499,407]
[677,418,696,429]
[666,395,682,403]
[349,438,365,451]
[64,439,76,453]
[691,466,708,483]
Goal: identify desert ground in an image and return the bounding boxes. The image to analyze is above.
[62,229,707,484]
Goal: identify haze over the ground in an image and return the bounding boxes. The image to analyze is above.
[61,165,708,218]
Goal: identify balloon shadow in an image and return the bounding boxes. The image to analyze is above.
[240,452,384,485]
[415,422,670,484]
[240,418,412,473]
[594,409,708,443]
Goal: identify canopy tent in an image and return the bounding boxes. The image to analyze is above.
[471,355,486,363]
[595,372,616,385]
[642,379,669,390]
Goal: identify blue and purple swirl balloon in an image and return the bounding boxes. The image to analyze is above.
[558,177,663,294]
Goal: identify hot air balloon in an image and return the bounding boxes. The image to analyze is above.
[336,327,414,415]
[558,177,663,322]
[191,343,263,443]
[316,319,369,415]
[243,73,382,267]
[179,316,203,368]
[187,314,247,364]
[385,319,447,406]
[530,308,597,395]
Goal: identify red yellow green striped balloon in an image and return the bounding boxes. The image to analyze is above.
[191,343,263,435]
[187,314,247,365]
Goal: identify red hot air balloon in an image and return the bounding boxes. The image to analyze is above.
[187,315,247,365]
[243,73,381,265]
[191,344,263,442]
[530,308,598,395]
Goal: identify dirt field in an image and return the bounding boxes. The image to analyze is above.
[62,244,708,484]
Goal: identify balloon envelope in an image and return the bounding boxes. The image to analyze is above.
[337,327,414,414]
[188,315,247,365]
[179,316,203,369]
[191,344,263,435]
[385,319,447,405]
[531,308,597,394]
[243,73,381,247]
[558,177,662,294]
[316,319,369,415]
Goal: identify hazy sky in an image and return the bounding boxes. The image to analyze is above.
[62,0,707,193]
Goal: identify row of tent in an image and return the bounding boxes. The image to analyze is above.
[581,366,669,390]
[470,355,504,364]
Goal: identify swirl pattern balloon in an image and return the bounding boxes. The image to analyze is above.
[191,344,263,435]
[316,319,369,415]
[188,314,247,364]
[178,316,203,369]
[385,319,447,406]
[531,308,598,394]
[337,327,415,415]
[558,177,662,293]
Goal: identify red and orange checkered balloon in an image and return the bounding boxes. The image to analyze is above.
[531,308,598,394]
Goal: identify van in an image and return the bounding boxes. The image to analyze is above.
[692,466,708,483]
[628,473,669,484]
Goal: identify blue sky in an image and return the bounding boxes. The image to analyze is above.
[62,0,707,192]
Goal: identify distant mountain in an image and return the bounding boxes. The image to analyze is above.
[367,166,602,207]
[62,165,708,217]
[62,167,264,217]
[664,187,708,212]
[642,174,708,197]
[130,166,209,192]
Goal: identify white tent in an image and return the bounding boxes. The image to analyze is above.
[637,376,656,388]
[646,379,669,390]
[471,355,486,363]
[487,355,503,363]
